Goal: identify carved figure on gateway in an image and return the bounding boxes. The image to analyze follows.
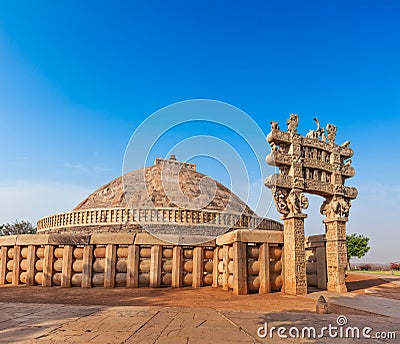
[306,118,326,141]
[264,113,358,295]
[320,195,351,219]
[265,113,358,216]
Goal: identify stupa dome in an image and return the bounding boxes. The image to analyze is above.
[74,157,254,216]
[37,156,282,238]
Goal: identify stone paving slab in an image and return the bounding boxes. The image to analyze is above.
[0,302,398,343]
[0,302,102,343]
[305,291,400,318]
[226,310,399,344]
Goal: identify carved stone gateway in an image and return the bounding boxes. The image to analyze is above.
[265,115,357,294]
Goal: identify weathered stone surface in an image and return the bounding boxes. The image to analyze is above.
[90,233,135,245]
[37,156,283,236]
[149,245,162,288]
[82,246,93,288]
[0,235,18,246]
[216,229,283,245]
[48,234,90,245]
[171,246,182,288]
[61,245,73,288]
[126,245,139,288]
[0,157,293,296]
[104,244,117,288]
[265,115,357,295]
[232,242,247,295]
[134,233,172,245]
[324,218,348,292]
[16,234,50,245]
[74,158,254,216]
[283,213,307,295]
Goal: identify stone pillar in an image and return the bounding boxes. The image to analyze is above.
[82,245,93,288]
[283,213,307,295]
[104,244,116,288]
[0,247,8,285]
[61,245,73,288]
[222,245,230,291]
[150,245,162,288]
[12,246,21,285]
[232,242,247,295]
[316,246,327,290]
[26,245,37,286]
[324,218,347,292]
[212,247,220,288]
[171,246,182,288]
[127,245,139,288]
[192,247,204,288]
[42,245,54,287]
[259,243,271,294]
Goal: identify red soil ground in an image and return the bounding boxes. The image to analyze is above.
[346,272,400,300]
[0,273,398,311]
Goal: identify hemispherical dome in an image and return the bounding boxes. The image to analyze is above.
[74,157,254,216]
[37,156,283,237]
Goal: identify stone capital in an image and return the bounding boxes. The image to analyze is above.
[282,213,307,221]
[323,216,348,224]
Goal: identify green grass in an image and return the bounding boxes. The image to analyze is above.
[350,270,400,276]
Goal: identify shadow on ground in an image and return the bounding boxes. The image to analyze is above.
[346,273,400,300]
[0,285,315,313]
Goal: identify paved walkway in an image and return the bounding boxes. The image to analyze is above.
[305,290,400,319]
[0,302,398,343]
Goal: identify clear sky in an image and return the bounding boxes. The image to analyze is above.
[0,1,399,263]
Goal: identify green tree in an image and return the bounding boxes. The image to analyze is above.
[346,233,370,269]
[0,220,37,236]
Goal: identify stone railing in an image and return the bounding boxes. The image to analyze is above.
[0,230,284,295]
[305,234,327,290]
[37,208,283,232]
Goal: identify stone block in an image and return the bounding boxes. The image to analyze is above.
[26,245,37,286]
[222,245,230,291]
[305,234,326,248]
[316,246,327,290]
[0,235,18,246]
[42,245,54,287]
[61,245,74,287]
[0,247,8,285]
[104,244,117,288]
[192,247,203,288]
[134,233,171,245]
[82,246,93,288]
[48,234,91,245]
[258,243,271,294]
[126,245,139,288]
[171,246,182,288]
[16,235,50,246]
[12,246,21,285]
[232,242,248,295]
[149,245,162,288]
[282,215,307,295]
[216,230,283,245]
[90,233,135,245]
[212,247,220,288]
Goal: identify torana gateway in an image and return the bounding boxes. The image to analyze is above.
[0,115,356,296]
[265,115,357,294]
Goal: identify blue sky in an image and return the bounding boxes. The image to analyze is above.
[0,1,399,263]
